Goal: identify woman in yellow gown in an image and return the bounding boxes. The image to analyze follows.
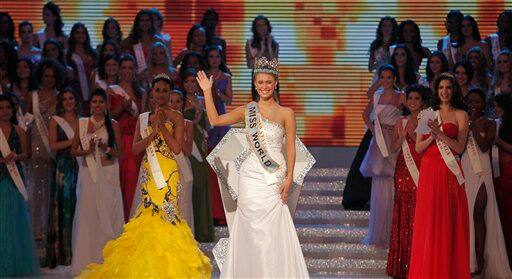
[79,74,211,278]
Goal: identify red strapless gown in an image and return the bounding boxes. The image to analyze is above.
[109,93,142,222]
[496,146,512,266]
[408,123,470,278]
[387,134,422,278]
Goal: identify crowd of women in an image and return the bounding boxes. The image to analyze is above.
[0,2,282,277]
[345,9,512,278]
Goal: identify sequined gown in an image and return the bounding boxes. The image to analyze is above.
[27,91,56,263]
[408,123,470,278]
[0,127,40,277]
[183,108,215,242]
[387,131,422,278]
[208,76,231,224]
[45,125,78,267]
[79,123,211,278]
[220,114,309,278]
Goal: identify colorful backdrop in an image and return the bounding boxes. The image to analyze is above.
[2,0,510,146]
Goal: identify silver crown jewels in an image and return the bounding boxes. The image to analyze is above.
[254,57,279,77]
[154,73,172,82]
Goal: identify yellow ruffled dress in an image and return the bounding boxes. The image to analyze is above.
[79,124,212,278]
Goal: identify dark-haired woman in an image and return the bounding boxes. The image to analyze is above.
[437,10,464,68]
[41,39,74,83]
[91,40,119,90]
[0,94,40,277]
[78,75,211,278]
[121,9,163,75]
[422,51,449,90]
[70,88,124,275]
[202,8,228,63]
[148,8,172,60]
[99,17,123,50]
[107,54,144,221]
[45,88,80,267]
[0,42,17,93]
[174,24,206,68]
[0,12,17,46]
[467,47,492,92]
[394,20,431,71]
[461,89,512,277]
[12,58,36,114]
[369,17,397,78]
[453,60,474,98]
[460,16,491,67]
[390,44,419,91]
[408,73,470,278]
[485,10,512,65]
[245,15,279,69]
[93,54,118,91]
[205,45,232,225]
[17,21,42,63]
[67,23,97,105]
[27,58,63,262]
[34,1,67,48]
[182,68,214,242]
[360,64,404,248]
[494,93,512,267]
[386,84,428,278]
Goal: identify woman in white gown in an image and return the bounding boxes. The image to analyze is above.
[70,88,124,275]
[197,57,309,278]
[461,88,511,278]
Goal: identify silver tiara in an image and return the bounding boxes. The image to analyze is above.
[154,73,172,82]
[254,57,279,77]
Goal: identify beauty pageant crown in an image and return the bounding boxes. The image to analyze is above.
[254,57,279,77]
[154,73,172,82]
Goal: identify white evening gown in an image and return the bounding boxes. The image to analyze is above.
[461,139,512,278]
[221,115,309,278]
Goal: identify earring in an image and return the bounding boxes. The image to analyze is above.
[104,109,108,115]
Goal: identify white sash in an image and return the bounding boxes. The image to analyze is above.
[191,141,203,162]
[492,119,501,178]
[373,91,389,157]
[79,118,98,183]
[490,33,501,61]
[435,111,465,185]
[389,45,396,57]
[467,131,483,175]
[139,112,166,189]
[0,128,28,200]
[0,90,29,131]
[401,118,419,186]
[52,116,75,140]
[133,43,147,74]
[442,35,457,64]
[32,91,54,158]
[108,85,138,115]
[71,53,90,101]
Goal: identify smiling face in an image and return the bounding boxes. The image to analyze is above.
[255,19,269,38]
[437,79,454,103]
[207,49,221,69]
[468,51,481,69]
[16,60,30,80]
[19,24,33,44]
[406,91,424,113]
[182,75,198,94]
[90,94,106,116]
[101,43,115,58]
[254,72,278,100]
[467,92,485,116]
[61,91,77,113]
[104,58,119,78]
[192,28,206,47]
[394,48,407,67]
[402,24,416,43]
[42,8,56,26]
[152,80,171,107]
[169,92,183,111]
[152,46,166,65]
[44,43,59,60]
[429,56,442,75]
[41,67,56,89]
[106,21,118,40]
[186,56,201,72]
[119,60,134,82]
[381,19,393,38]
[497,53,511,74]
[139,14,152,33]
[454,65,469,87]
[73,26,87,45]
[379,69,395,90]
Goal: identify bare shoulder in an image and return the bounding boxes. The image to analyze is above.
[278,105,295,120]
[455,109,469,121]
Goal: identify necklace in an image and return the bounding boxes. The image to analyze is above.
[90,116,105,130]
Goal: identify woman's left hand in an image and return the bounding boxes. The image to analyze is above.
[428,119,444,139]
[279,176,293,204]
[196,71,213,93]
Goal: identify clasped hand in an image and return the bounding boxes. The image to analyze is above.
[427,119,444,139]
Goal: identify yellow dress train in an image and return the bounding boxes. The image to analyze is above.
[79,124,211,278]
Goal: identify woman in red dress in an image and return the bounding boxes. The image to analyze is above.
[494,93,512,267]
[106,54,145,222]
[408,73,470,278]
[386,84,429,278]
